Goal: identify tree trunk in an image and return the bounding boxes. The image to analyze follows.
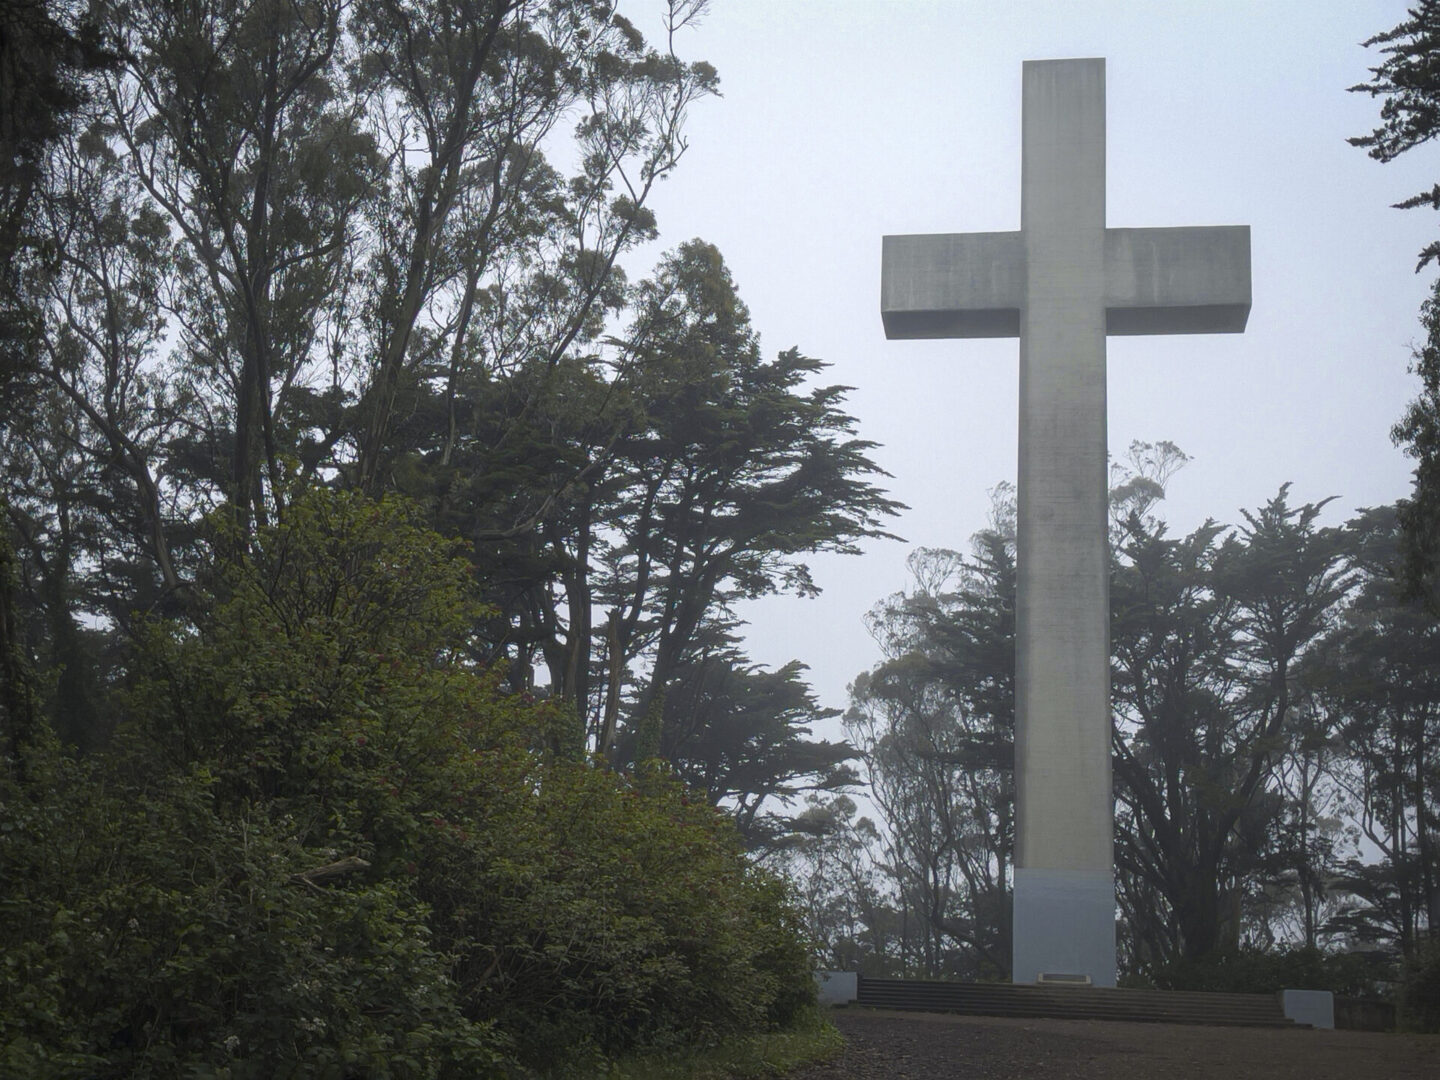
[598,610,623,759]
[0,498,39,769]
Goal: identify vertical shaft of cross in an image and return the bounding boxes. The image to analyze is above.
[1011,57,1116,985]
[880,55,1250,989]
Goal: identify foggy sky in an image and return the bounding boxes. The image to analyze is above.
[620,0,1430,722]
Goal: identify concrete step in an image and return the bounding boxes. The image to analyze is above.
[854,977,1303,1028]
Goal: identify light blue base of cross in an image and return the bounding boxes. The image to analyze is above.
[1012,867,1116,987]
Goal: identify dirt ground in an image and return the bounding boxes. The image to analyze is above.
[787,1007,1440,1080]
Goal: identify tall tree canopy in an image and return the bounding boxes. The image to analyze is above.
[1352,0,1440,609]
[3,0,895,861]
[0,0,112,375]
[848,488,1016,980]
[835,447,1439,983]
[1,4,878,1070]
[1110,485,1353,967]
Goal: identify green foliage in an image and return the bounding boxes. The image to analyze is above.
[846,485,1016,980]
[1,487,815,1075]
[0,493,41,760]
[1,0,114,378]
[1315,506,1440,954]
[652,627,860,853]
[1151,947,1388,998]
[1398,940,1440,1032]
[1,741,499,1078]
[598,1003,842,1080]
[1352,2,1440,608]
[430,239,894,833]
[1391,276,1440,611]
[1112,484,1354,969]
[423,757,818,1068]
[837,450,1438,982]
[2,0,891,862]
[1351,1,1440,263]
[778,795,901,976]
[2,2,844,1065]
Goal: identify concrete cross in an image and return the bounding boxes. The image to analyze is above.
[880,58,1250,986]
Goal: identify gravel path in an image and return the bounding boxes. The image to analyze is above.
[788,1008,1440,1079]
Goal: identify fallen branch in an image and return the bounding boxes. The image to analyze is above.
[288,855,371,891]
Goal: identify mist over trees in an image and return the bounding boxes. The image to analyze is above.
[0,0,893,823]
[786,444,1440,998]
[784,2,1440,998]
[6,0,1440,1069]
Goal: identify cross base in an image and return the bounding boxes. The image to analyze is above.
[1012,868,1116,987]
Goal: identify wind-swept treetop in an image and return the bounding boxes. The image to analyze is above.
[1352,0,1440,266]
[1352,1,1440,609]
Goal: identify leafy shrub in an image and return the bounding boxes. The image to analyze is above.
[1,489,814,1075]
[1152,946,1388,998]
[1398,941,1440,1032]
[444,760,817,1068]
[1,738,501,1078]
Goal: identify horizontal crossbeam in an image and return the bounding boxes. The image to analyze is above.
[881,224,1251,340]
[1105,225,1251,335]
[881,231,1023,339]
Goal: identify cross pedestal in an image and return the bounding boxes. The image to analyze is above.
[880,58,1250,986]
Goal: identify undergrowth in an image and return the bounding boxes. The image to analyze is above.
[575,1005,842,1079]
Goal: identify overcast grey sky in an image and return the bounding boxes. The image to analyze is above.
[619,0,1432,721]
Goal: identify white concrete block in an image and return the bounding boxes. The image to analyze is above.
[1013,868,1117,987]
[1281,989,1335,1029]
[815,970,858,1005]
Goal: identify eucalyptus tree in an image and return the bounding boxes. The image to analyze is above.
[348,0,717,494]
[1,0,113,378]
[848,491,1017,979]
[82,0,714,538]
[5,5,894,842]
[28,114,182,598]
[1,0,118,757]
[102,0,378,530]
[777,794,899,973]
[2,1,724,760]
